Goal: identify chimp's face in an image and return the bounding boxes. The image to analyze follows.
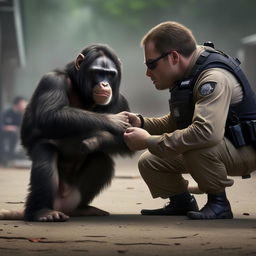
[89,56,117,105]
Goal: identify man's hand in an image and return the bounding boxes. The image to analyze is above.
[124,127,150,151]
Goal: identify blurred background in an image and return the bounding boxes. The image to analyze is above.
[0,0,256,167]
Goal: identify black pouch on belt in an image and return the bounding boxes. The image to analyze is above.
[244,120,256,148]
[228,123,246,148]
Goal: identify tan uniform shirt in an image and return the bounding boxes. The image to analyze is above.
[144,46,243,159]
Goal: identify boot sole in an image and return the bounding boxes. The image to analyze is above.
[187,211,233,220]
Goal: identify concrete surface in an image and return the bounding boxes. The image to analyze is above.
[0,155,256,256]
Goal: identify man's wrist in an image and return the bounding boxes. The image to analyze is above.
[136,114,144,128]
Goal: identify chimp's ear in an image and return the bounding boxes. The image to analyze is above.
[75,53,85,71]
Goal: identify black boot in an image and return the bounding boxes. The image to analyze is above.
[187,192,233,220]
[141,192,199,216]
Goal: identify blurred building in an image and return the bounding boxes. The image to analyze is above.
[0,0,25,106]
[0,0,25,163]
[240,34,256,92]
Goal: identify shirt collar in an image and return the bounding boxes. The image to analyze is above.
[183,45,206,79]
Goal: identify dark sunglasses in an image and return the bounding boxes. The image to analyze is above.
[145,51,172,70]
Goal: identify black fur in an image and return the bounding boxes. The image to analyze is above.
[21,44,132,221]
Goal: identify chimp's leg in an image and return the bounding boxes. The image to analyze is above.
[72,152,115,216]
[25,142,70,221]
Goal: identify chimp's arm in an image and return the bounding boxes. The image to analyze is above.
[29,72,126,140]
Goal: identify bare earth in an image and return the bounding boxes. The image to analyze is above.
[0,156,255,256]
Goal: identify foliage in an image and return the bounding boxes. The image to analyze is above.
[84,0,255,54]
[87,0,170,28]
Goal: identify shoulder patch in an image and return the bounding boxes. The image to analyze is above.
[198,82,216,96]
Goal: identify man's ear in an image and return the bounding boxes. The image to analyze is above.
[170,50,180,65]
[75,53,85,70]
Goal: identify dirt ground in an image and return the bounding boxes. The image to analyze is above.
[0,157,256,256]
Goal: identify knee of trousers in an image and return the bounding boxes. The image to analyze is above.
[138,151,156,178]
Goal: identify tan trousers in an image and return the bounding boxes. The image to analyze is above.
[138,138,256,198]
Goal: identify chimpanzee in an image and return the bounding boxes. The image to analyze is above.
[1,44,133,222]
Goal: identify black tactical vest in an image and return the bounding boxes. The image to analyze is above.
[169,47,256,133]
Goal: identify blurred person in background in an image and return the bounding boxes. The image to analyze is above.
[1,96,28,166]
[124,21,256,220]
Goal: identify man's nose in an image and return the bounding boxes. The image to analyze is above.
[146,68,151,77]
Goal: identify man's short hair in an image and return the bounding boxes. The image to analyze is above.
[141,21,197,57]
